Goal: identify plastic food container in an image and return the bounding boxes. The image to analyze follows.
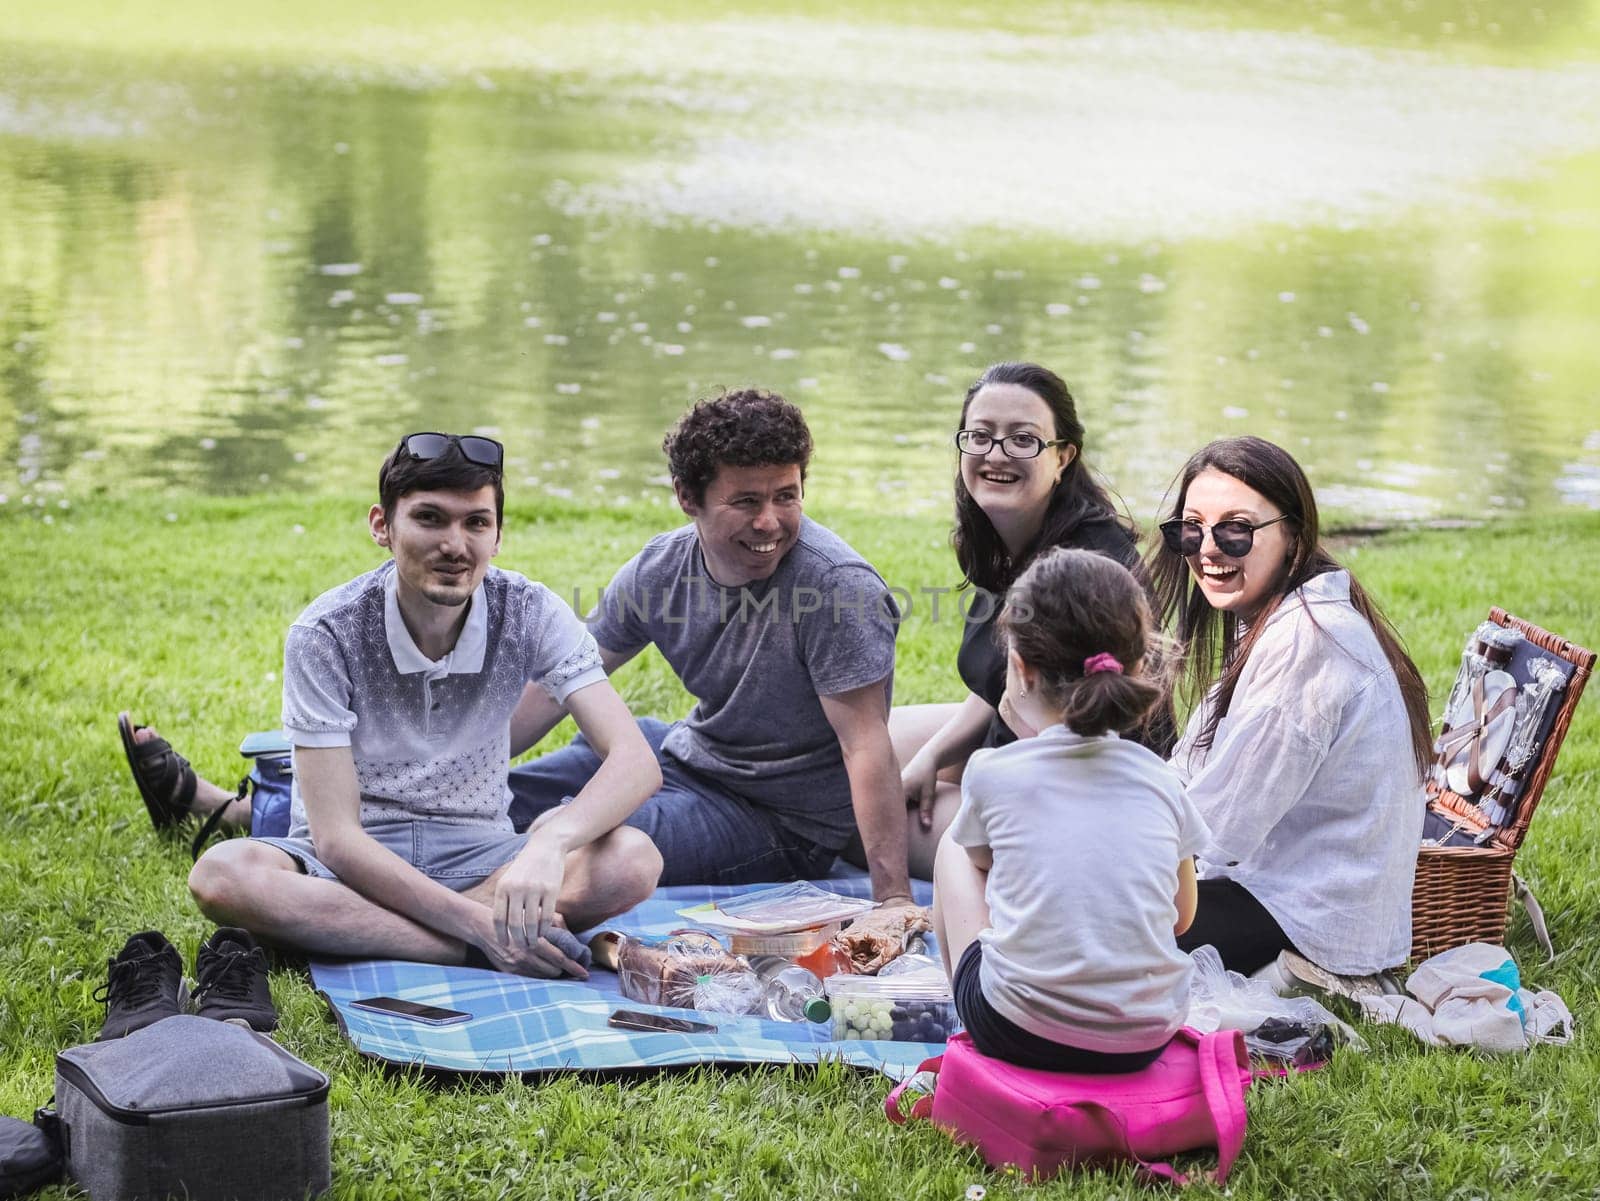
[729,922,841,960]
[825,973,956,1043]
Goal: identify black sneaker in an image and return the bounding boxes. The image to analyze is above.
[192,928,278,1032]
[94,931,187,1041]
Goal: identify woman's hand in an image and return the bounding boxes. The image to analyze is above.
[900,748,942,831]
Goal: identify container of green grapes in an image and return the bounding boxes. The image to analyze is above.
[824,973,956,1043]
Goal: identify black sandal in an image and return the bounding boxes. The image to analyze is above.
[117,712,200,830]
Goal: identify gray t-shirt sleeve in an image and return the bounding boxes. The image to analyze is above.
[281,624,356,749]
[586,552,652,656]
[796,563,898,696]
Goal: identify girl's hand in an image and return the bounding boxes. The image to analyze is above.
[900,750,941,831]
[998,689,1038,739]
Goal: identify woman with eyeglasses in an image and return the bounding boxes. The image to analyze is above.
[1150,436,1432,976]
[883,361,1166,880]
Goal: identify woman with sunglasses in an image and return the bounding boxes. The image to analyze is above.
[1150,436,1432,976]
[885,361,1161,880]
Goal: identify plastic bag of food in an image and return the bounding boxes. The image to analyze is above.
[696,883,878,932]
[831,905,933,975]
[690,967,765,1016]
[1185,945,1364,1066]
[616,930,748,1009]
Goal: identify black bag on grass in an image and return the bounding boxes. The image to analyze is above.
[54,1015,329,1201]
[0,1112,62,1199]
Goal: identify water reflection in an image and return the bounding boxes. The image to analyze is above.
[1,5,1599,522]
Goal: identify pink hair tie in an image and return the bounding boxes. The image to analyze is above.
[1083,653,1124,676]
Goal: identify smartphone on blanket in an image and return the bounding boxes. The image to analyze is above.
[608,1008,718,1035]
[351,996,472,1026]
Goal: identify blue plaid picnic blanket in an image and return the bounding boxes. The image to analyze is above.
[312,873,943,1079]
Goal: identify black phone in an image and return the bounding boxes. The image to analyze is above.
[607,1007,718,1035]
[350,995,472,1025]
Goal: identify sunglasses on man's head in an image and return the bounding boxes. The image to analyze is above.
[1159,514,1290,558]
[398,432,504,472]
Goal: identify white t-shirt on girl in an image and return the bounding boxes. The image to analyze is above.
[949,725,1211,1054]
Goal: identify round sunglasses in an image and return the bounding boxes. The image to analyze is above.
[1159,514,1290,558]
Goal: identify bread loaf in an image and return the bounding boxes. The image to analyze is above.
[617,930,746,1007]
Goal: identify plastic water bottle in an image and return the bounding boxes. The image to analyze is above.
[749,956,831,1022]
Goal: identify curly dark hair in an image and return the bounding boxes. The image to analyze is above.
[663,388,813,503]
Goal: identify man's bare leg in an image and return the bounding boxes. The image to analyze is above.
[188,825,662,967]
[189,839,469,961]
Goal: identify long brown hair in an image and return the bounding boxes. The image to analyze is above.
[1147,436,1432,777]
[953,362,1133,593]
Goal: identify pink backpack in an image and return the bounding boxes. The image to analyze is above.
[885,1028,1252,1186]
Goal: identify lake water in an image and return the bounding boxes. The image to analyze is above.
[3,1,1599,523]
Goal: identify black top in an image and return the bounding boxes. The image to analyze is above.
[955,514,1171,752]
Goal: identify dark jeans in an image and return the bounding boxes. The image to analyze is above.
[1176,878,1297,975]
[952,942,1170,1073]
[507,717,836,886]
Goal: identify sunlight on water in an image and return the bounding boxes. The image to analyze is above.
[1,2,1598,522]
[558,21,1600,241]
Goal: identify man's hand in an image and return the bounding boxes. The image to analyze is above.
[471,909,589,979]
[819,681,912,906]
[493,835,568,951]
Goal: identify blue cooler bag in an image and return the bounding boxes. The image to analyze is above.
[189,733,293,860]
[242,734,293,840]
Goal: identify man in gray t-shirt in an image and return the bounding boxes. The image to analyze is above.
[508,389,915,907]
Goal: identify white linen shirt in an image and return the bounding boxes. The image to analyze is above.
[1171,570,1424,974]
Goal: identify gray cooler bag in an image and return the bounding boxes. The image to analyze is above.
[55,1014,330,1201]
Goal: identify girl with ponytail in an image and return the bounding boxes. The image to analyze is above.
[932,548,1209,1071]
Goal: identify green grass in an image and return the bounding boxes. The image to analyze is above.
[2,496,1598,1199]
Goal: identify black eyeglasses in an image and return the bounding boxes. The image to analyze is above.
[1159,514,1290,558]
[954,429,1069,460]
[397,432,504,473]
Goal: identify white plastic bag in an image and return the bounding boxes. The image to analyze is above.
[1185,946,1365,1064]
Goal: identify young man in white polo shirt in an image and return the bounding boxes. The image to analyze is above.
[187,433,663,978]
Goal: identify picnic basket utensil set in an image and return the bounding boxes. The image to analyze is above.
[1412,609,1594,962]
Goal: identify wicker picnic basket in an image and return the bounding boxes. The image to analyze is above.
[1410,609,1594,962]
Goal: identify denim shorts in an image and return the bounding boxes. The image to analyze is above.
[508,716,837,887]
[255,820,530,893]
